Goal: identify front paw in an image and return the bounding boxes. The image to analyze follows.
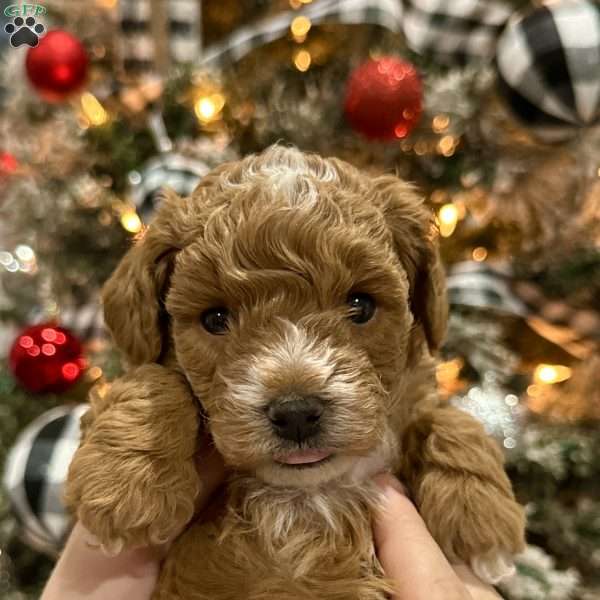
[417,470,526,575]
[65,365,201,552]
[67,440,200,552]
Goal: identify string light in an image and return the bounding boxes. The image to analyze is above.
[533,364,572,385]
[291,16,311,42]
[293,49,312,71]
[194,93,226,124]
[432,114,450,133]
[80,92,108,127]
[438,135,457,157]
[472,247,488,262]
[120,211,142,234]
[438,203,459,237]
[87,366,103,381]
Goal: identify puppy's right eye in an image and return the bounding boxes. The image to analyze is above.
[200,307,230,335]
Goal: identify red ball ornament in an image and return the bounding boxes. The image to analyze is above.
[0,152,18,179]
[9,324,86,393]
[344,57,423,141]
[25,30,88,102]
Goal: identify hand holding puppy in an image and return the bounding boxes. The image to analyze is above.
[373,473,503,600]
[43,463,502,600]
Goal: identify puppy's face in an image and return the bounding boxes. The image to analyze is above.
[103,148,446,488]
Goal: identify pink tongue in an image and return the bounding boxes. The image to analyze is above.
[275,449,333,465]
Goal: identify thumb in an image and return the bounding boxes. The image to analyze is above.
[373,474,471,600]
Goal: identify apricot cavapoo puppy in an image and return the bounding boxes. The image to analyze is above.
[66,146,525,599]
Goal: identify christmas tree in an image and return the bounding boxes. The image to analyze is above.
[1,0,599,598]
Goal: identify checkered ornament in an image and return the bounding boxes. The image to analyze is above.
[400,0,512,64]
[496,0,600,143]
[2,405,88,556]
[446,261,528,317]
[130,153,209,223]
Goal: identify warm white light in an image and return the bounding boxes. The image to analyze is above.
[438,203,458,237]
[81,92,108,126]
[293,49,312,72]
[194,93,226,124]
[120,211,142,234]
[534,364,572,385]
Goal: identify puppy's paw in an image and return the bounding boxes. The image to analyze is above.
[65,365,201,552]
[471,552,516,585]
[71,445,200,551]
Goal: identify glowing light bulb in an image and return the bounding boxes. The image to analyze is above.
[438,203,458,237]
[472,247,488,262]
[80,92,108,127]
[293,49,311,71]
[432,114,450,133]
[194,93,225,124]
[438,135,457,157]
[120,211,142,234]
[291,16,311,40]
[534,364,572,385]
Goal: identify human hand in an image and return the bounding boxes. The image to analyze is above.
[373,473,504,600]
[41,437,226,600]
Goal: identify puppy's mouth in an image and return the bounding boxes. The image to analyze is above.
[273,449,334,468]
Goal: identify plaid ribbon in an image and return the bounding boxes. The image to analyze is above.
[120,0,202,76]
[496,0,600,142]
[199,0,512,68]
[200,0,402,67]
[2,405,88,556]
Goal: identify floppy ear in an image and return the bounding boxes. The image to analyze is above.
[373,176,448,353]
[102,190,184,365]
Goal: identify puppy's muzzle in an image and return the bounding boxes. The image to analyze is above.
[267,393,325,444]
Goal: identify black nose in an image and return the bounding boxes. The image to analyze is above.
[267,394,325,443]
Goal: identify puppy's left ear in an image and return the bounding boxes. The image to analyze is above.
[374,177,448,353]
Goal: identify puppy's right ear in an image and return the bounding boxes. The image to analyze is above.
[102,191,182,365]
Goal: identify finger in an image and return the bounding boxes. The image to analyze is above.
[194,435,227,513]
[41,522,159,600]
[373,474,472,600]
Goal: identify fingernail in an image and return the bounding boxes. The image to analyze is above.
[373,472,407,497]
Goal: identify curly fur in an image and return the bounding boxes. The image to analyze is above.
[66,146,525,599]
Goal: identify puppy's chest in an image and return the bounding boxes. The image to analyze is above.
[156,486,391,600]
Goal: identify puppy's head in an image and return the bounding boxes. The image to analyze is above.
[103,146,446,487]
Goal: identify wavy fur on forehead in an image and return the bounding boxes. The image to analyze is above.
[103,144,446,366]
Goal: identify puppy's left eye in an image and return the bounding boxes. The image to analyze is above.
[201,307,230,335]
[347,293,376,324]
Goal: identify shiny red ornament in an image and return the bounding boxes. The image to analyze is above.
[9,324,86,393]
[25,30,88,102]
[344,57,423,141]
[0,152,18,179]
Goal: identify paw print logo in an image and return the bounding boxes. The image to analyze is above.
[5,17,46,48]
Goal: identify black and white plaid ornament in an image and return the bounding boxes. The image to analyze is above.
[496,0,600,143]
[400,0,512,64]
[120,0,202,76]
[2,405,87,556]
[447,261,528,317]
[130,153,209,222]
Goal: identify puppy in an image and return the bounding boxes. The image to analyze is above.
[66,146,525,599]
